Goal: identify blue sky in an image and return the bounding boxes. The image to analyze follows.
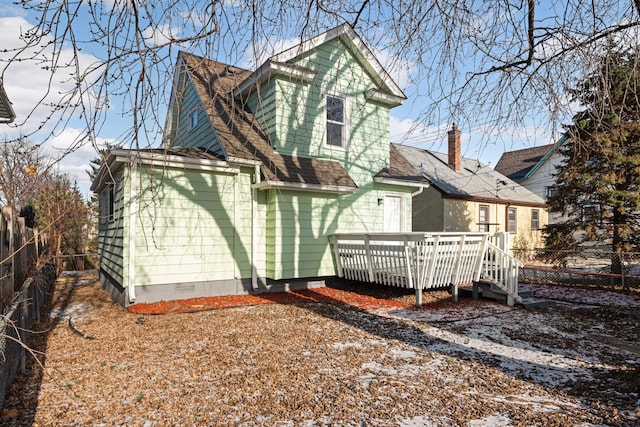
[0,1,568,198]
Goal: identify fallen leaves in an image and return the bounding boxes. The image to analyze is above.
[1,271,638,426]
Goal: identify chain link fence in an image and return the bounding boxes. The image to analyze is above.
[513,248,640,290]
[0,263,56,412]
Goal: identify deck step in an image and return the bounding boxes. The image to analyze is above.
[519,297,550,309]
[469,281,548,309]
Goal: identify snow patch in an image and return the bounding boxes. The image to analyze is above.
[49,303,93,320]
[468,414,512,426]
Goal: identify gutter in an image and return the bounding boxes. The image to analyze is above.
[251,164,260,290]
[127,156,137,303]
[252,180,357,195]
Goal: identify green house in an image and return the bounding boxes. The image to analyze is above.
[91,24,428,306]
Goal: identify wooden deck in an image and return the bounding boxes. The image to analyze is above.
[329,232,523,307]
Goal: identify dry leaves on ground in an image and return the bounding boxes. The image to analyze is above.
[2,271,639,426]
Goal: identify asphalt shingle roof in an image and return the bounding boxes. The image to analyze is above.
[394,144,546,207]
[179,51,357,189]
[494,144,556,181]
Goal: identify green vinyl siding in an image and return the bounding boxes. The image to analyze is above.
[97,170,126,286]
[281,39,390,180]
[265,184,412,280]
[247,38,391,187]
[131,164,265,287]
[170,67,223,154]
[245,82,277,147]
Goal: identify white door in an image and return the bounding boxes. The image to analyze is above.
[383,195,403,232]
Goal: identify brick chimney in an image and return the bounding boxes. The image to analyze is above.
[448,123,461,172]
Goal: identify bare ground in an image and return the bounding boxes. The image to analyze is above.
[2,270,639,426]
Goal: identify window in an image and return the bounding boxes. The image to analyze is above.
[326,94,345,147]
[545,186,557,203]
[188,108,198,130]
[531,209,540,230]
[108,185,114,221]
[582,202,600,223]
[507,207,517,233]
[478,205,490,232]
[99,185,115,225]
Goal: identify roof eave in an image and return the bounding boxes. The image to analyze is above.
[270,23,406,100]
[252,180,357,195]
[373,177,429,188]
[0,84,16,124]
[444,193,548,208]
[233,61,315,98]
[365,88,405,107]
[523,133,570,179]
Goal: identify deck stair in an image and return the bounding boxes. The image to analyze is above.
[467,280,549,309]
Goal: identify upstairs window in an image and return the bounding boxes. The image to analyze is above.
[326,94,345,148]
[188,108,199,130]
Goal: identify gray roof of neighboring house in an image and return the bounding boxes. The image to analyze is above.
[0,82,15,124]
[394,144,547,207]
[494,143,556,181]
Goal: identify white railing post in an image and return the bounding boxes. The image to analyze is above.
[364,234,375,283]
[473,235,489,282]
[330,236,344,278]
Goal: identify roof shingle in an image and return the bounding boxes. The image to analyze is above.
[494,144,555,181]
[178,52,357,190]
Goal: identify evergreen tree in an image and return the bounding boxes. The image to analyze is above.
[546,45,640,274]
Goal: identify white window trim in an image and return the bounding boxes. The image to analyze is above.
[531,209,540,230]
[507,207,517,234]
[187,107,199,131]
[324,92,348,150]
[478,204,490,232]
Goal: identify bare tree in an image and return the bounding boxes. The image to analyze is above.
[0,136,54,210]
[1,1,639,154]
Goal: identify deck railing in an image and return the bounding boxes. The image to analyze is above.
[329,232,522,306]
[482,240,523,306]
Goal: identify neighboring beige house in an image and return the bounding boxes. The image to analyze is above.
[395,125,549,250]
[495,135,568,224]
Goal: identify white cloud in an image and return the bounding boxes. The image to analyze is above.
[371,46,416,91]
[142,24,181,47]
[389,116,447,150]
[1,17,102,134]
[241,37,301,69]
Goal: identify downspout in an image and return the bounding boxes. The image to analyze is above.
[127,157,137,303]
[251,164,260,290]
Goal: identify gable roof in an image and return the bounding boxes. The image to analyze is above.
[237,23,406,104]
[394,144,547,207]
[494,144,555,181]
[495,135,568,182]
[176,51,358,193]
[0,81,15,124]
